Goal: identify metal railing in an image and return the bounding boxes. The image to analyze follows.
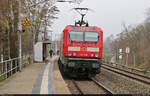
[0,58,20,80]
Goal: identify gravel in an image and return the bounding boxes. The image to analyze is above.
[65,79,80,94]
[75,80,107,94]
[63,75,108,94]
[95,68,150,94]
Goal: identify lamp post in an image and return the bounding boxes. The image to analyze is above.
[18,0,22,72]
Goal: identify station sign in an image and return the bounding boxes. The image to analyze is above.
[119,48,123,60]
[126,47,130,54]
[119,48,122,53]
[119,55,122,60]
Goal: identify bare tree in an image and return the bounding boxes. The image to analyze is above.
[106,8,150,70]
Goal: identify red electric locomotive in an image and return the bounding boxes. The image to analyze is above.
[58,8,103,77]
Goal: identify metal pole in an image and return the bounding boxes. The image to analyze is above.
[32,33,35,62]
[18,0,22,72]
[134,54,136,67]
[1,55,3,62]
[11,61,13,76]
[5,62,7,79]
[115,48,118,63]
[126,53,128,66]
[55,34,57,55]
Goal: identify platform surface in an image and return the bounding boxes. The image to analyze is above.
[0,56,70,94]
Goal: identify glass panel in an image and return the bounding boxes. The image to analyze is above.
[69,30,99,42]
[85,32,99,42]
[69,31,83,41]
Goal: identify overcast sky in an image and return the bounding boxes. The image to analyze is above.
[51,0,150,39]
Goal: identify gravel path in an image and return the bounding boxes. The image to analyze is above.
[95,68,150,94]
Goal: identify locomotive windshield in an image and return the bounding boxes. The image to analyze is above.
[69,31,84,41]
[69,30,99,42]
[85,32,99,42]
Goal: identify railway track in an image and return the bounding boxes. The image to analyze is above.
[72,80,84,94]
[62,63,150,94]
[91,78,114,94]
[72,79,114,94]
[101,64,150,85]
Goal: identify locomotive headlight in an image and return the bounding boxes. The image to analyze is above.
[91,53,94,57]
[95,54,99,57]
[73,52,77,56]
[68,53,72,56]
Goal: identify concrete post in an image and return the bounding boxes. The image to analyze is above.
[18,0,22,72]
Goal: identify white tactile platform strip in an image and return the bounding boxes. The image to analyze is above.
[32,57,56,94]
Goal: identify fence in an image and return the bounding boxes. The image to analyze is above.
[0,58,20,80]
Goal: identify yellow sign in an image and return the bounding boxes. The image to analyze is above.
[23,19,30,26]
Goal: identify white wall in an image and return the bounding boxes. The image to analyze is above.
[34,42,43,62]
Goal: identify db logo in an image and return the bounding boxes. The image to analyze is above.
[81,47,86,51]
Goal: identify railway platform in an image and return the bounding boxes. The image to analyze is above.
[0,56,70,94]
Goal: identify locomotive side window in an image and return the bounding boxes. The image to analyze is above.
[69,31,83,41]
[85,31,99,42]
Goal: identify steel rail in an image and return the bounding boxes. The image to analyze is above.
[101,65,150,85]
[91,78,115,94]
[102,63,150,80]
[72,78,114,94]
[102,60,150,74]
[72,79,84,94]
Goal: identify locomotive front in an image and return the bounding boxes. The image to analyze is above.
[60,26,103,77]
